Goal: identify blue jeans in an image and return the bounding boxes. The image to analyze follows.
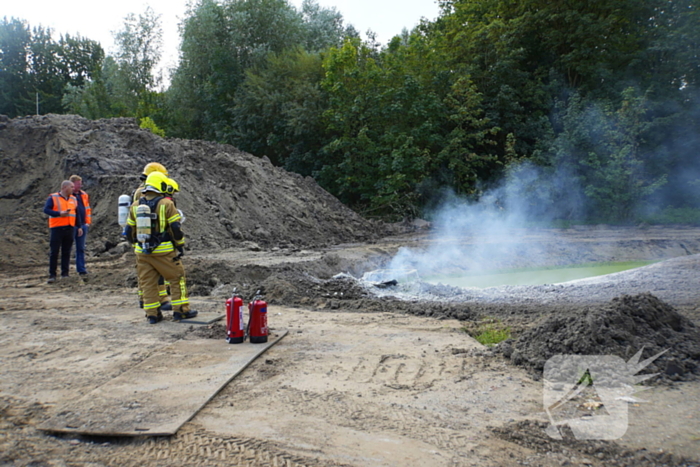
[74,225,88,274]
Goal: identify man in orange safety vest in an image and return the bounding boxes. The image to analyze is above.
[70,174,92,276]
[43,180,84,283]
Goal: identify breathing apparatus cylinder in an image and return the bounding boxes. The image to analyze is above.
[248,293,268,344]
[226,290,245,344]
[118,194,131,227]
[135,204,152,243]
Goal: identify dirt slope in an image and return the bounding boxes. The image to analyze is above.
[0,114,379,269]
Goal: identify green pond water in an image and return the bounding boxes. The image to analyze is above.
[425,261,655,288]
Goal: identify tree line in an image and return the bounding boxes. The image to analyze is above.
[2,0,700,223]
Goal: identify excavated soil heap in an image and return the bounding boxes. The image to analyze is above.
[493,420,696,467]
[0,114,379,270]
[501,293,700,381]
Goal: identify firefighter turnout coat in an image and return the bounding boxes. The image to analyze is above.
[126,193,191,317]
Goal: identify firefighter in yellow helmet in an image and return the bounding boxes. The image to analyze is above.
[125,171,198,324]
[133,162,169,202]
[143,162,168,178]
[165,178,179,194]
[132,162,172,310]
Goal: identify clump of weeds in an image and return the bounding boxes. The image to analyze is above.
[463,317,511,347]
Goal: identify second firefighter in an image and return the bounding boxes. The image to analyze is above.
[125,171,198,324]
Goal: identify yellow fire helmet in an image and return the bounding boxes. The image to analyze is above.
[143,171,169,194]
[141,162,169,180]
[165,177,180,195]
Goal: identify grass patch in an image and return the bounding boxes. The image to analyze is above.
[639,207,700,225]
[463,318,511,347]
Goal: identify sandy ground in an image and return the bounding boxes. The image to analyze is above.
[1,228,700,466]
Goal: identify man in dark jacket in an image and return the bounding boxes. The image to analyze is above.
[69,175,91,276]
[43,180,83,283]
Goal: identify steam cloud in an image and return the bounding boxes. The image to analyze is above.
[380,90,700,283]
[385,162,582,279]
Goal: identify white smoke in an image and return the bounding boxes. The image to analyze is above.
[386,161,583,278]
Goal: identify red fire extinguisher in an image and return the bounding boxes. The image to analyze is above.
[226,289,245,344]
[248,290,268,344]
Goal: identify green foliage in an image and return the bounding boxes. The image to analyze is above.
[139,116,165,137]
[62,7,164,121]
[113,8,163,94]
[550,89,668,222]
[164,0,231,139]
[231,47,327,173]
[317,33,501,218]
[300,0,356,52]
[0,18,31,117]
[224,0,306,70]
[639,207,700,225]
[166,0,311,141]
[0,17,104,117]
[63,56,121,118]
[108,7,163,116]
[464,318,511,347]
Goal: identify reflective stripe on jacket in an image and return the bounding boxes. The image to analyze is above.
[75,190,92,225]
[47,193,78,228]
[129,199,180,255]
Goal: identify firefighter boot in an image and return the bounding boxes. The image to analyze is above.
[147,309,164,325]
[173,310,198,321]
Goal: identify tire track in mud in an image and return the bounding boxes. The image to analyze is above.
[126,428,350,467]
[0,401,347,467]
[274,386,475,452]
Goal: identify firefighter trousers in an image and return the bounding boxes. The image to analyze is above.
[136,251,190,317]
[136,262,170,305]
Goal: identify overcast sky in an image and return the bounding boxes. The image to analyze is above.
[4,0,441,79]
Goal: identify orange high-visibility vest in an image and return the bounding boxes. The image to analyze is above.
[48,193,78,228]
[75,190,92,225]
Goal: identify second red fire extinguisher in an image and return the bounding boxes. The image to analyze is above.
[226,289,245,344]
[248,290,268,344]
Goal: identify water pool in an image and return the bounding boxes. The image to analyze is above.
[425,261,655,288]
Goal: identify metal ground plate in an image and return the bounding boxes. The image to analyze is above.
[38,330,287,436]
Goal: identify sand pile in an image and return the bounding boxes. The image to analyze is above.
[0,114,379,269]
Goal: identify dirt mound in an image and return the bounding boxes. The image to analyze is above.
[500,293,700,381]
[493,420,696,467]
[0,114,379,269]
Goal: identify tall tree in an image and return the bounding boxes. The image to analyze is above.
[1,17,104,117]
[28,26,67,114]
[64,7,163,120]
[319,34,497,217]
[112,6,164,116]
[167,0,308,141]
[0,17,31,116]
[231,46,327,173]
[547,90,668,221]
[166,0,236,139]
[300,0,357,52]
